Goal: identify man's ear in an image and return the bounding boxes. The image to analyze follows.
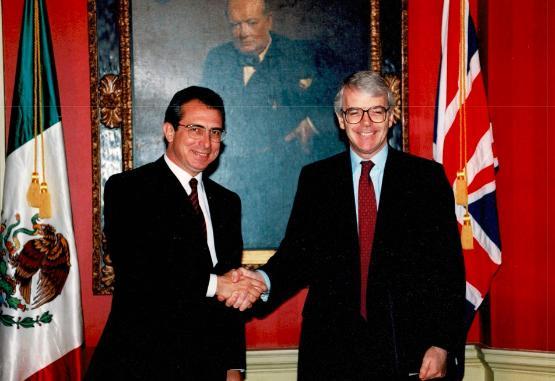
[163,123,175,143]
[387,110,395,129]
[336,113,346,131]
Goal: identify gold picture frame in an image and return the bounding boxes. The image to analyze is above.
[89,0,408,294]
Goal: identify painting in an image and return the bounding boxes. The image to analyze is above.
[89,0,407,294]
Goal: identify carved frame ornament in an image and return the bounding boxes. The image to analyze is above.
[89,0,408,293]
[89,0,133,294]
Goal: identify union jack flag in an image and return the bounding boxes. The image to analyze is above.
[434,0,501,324]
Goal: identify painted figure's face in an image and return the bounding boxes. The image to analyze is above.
[337,87,394,159]
[227,0,272,55]
[163,99,222,176]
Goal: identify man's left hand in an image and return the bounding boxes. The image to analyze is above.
[419,346,447,380]
[284,117,318,153]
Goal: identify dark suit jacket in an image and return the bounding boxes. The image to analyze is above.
[86,157,245,380]
[260,148,466,381]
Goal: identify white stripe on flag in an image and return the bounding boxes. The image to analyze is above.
[455,203,502,265]
[464,128,496,184]
[434,0,452,163]
[466,281,484,310]
[1,123,83,381]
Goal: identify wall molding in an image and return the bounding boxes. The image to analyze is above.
[245,349,298,381]
[482,347,555,380]
[244,346,555,381]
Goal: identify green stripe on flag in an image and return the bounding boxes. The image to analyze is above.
[7,0,61,155]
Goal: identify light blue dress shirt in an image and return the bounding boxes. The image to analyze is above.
[259,145,390,298]
[350,144,389,229]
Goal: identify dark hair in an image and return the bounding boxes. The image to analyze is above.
[164,86,226,129]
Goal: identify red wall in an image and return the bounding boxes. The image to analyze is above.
[3,0,553,357]
[2,0,112,354]
[485,0,554,351]
[409,0,555,351]
[1,0,302,353]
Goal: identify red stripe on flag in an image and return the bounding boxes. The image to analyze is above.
[445,1,462,104]
[26,346,83,381]
[467,164,495,194]
[460,234,500,297]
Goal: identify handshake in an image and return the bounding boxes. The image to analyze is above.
[216,268,268,311]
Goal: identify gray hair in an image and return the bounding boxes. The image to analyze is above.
[333,71,395,114]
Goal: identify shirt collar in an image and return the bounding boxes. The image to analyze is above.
[350,144,388,173]
[164,154,203,189]
[258,35,272,63]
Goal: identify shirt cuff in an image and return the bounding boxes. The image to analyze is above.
[206,273,217,297]
[256,269,271,302]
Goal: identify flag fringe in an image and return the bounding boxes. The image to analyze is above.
[26,172,41,207]
[39,182,52,219]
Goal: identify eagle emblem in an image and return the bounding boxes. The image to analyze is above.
[14,223,71,309]
[1,213,69,328]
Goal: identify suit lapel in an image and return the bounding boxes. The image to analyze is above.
[203,179,225,263]
[154,158,213,268]
[332,152,360,261]
[203,179,219,236]
[154,157,194,216]
[374,148,404,255]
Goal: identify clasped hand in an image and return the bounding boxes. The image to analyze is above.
[216,268,267,311]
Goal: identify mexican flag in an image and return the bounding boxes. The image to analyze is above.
[0,0,83,379]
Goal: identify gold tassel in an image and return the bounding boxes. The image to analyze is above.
[461,212,474,250]
[38,182,52,219]
[26,172,41,207]
[455,170,468,205]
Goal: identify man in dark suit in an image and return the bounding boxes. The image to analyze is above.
[229,71,466,380]
[85,87,266,381]
[202,0,346,248]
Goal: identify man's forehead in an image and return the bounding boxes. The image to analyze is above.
[228,0,266,18]
[343,88,388,106]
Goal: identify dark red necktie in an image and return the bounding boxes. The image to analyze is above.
[189,178,207,239]
[358,160,377,319]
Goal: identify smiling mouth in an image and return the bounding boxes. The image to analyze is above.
[359,131,377,136]
[193,150,210,158]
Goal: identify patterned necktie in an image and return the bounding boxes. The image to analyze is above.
[189,178,207,239]
[358,160,377,319]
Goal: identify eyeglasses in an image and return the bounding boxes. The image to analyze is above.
[177,124,226,142]
[342,106,390,124]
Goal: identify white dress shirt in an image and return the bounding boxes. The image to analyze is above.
[243,36,272,85]
[164,154,219,297]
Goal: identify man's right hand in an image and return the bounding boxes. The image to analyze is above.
[216,268,267,311]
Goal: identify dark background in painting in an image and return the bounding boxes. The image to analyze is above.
[131,0,372,248]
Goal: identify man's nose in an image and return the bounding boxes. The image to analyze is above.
[239,22,250,37]
[199,131,211,148]
[361,110,373,126]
